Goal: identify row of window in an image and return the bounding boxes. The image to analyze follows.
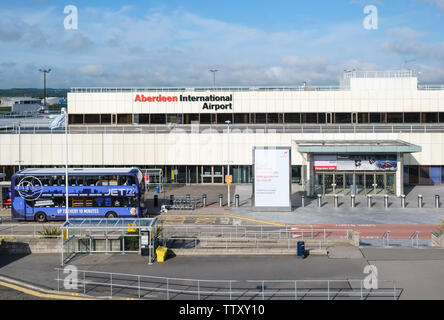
[69,112,444,125]
[14,175,137,187]
[28,196,138,208]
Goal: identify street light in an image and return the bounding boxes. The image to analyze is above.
[210,69,218,88]
[225,120,231,207]
[39,68,51,107]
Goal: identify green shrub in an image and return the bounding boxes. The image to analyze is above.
[38,226,62,238]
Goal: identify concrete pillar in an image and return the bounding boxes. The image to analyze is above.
[306,153,314,197]
[396,153,404,197]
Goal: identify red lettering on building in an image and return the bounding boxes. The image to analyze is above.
[134,94,178,102]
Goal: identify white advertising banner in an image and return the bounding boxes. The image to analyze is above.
[254,147,291,209]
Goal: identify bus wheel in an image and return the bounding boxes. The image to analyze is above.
[35,212,47,223]
[105,211,117,218]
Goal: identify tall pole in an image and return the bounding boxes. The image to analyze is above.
[210,69,218,88]
[226,120,231,207]
[39,69,51,107]
[63,108,69,221]
[18,122,21,171]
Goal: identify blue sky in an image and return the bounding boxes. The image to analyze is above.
[1,0,444,88]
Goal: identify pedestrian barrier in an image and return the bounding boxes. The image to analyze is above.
[54,268,399,300]
[169,196,201,210]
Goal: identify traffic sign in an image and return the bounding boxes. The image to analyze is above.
[225,175,233,184]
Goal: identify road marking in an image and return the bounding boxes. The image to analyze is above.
[0,280,93,300]
[161,214,285,227]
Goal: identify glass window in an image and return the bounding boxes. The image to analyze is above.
[291,166,301,184]
[150,114,166,124]
[184,114,199,124]
[404,113,420,123]
[234,113,249,124]
[69,114,83,124]
[408,166,419,185]
[422,113,438,123]
[213,177,223,183]
[387,113,403,123]
[84,114,100,124]
[100,114,111,124]
[214,166,223,175]
[217,113,233,124]
[284,113,301,124]
[302,113,317,124]
[419,166,431,185]
[167,114,182,124]
[431,166,441,185]
[267,113,280,124]
[358,113,369,124]
[200,114,212,124]
[138,114,150,124]
[203,166,212,175]
[369,113,384,123]
[117,114,133,124]
[318,113,326,124]
[255,113,267,124]
[334,113,352,124]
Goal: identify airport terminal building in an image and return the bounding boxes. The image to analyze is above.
[1,70,444,197]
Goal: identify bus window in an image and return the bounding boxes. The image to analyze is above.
[86,176,96,186]
[40,176,50,186]
[108,176,118,186]
[69,176,77,186]
[77,176,85,186]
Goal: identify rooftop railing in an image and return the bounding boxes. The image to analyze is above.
[3,123,444,135]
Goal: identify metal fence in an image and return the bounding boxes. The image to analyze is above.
[55,268,399,300]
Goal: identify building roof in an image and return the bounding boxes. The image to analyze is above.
[295,140,422,154]
[15,168,140,176]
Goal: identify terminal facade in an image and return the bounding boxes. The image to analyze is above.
[1,70,444,197]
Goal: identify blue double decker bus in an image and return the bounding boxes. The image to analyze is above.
[11,168,146,222]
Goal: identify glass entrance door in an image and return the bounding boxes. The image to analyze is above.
[355,174,365,195]
[314,174,323,195]
[386,174,396,195]
[324,174,334,195]
[375,174,385,194]
[335,174,344,194]
[345,174,353,195]
[365,174,375,194]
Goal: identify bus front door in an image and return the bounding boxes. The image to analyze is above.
[11,197,33,221]
[25,201,34,221]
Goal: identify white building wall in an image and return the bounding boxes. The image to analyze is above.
[0,132,443,166]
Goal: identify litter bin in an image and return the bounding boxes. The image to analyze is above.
[297,241,305,259]
[156,246,168,262]
[153,195,158,207]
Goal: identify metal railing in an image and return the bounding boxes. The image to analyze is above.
[4,123,444,135]
[54,268,399,300]
[0,223,63,238]
[409,231,420,247]
[159,225,353,250]
[382,230,391,247]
